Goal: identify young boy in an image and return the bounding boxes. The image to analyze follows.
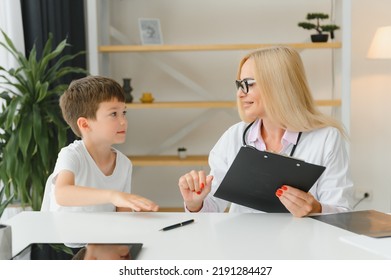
[41,76,159,213]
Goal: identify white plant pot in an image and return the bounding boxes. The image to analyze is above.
[0,224,12,260]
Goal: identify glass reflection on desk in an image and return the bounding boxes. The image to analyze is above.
[12,243,143,260]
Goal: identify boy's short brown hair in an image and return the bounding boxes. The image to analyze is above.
[60,75,125,137]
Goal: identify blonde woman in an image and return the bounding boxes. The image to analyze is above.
[178,46,353,217]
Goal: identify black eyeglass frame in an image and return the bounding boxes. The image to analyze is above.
[235,78,256,94]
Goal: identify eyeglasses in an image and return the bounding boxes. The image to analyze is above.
[235,78,256,94]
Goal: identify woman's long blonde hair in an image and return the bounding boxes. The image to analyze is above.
[237,46,346,137]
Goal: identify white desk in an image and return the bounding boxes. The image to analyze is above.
[4,211,389,259]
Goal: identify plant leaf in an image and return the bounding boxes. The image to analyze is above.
[18,116,33,159]
[0,189,14,218]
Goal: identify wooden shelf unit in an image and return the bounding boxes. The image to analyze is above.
[99,42,342,53]
[91,3,348,169]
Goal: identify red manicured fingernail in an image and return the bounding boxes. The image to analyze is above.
[200,183,205,189]
[276,189,283,197]
[196,191,201,195]
[276,191,281,197]
[281,186,288,191]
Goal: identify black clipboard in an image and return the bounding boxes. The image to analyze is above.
[214,146,326,212]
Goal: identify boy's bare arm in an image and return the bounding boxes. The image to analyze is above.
[54,170,159,211]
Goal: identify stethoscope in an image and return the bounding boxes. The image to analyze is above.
[242,121,302,157]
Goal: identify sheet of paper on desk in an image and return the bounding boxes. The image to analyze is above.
[214,146,325,212]
[311,210,391,238]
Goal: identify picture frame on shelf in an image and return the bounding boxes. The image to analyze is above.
[138,18,163,45]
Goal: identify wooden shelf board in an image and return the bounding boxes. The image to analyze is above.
[315,99,341,107]
[127,99,341,109]
[127,101,236,109]
[99,42,342,53]
[158,207,184,212]
[128,155,208,166]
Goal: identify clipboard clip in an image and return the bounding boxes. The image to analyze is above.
[242,145,305,162]
[243,145,256,150]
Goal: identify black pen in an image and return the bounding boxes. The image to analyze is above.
[160,219,194,231]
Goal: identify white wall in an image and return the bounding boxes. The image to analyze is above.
[95,0,391,211]
[350,0,391,212]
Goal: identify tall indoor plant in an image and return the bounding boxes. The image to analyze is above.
[0,30,87,211]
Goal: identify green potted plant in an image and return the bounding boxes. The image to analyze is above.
[298,13,340,42]
[0,30,87,211]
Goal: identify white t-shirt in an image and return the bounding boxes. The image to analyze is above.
[197,120,354,213]
[41,140,132,212]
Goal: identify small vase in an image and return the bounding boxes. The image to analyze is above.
[122,78,133,103]
[177,147,187,159]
